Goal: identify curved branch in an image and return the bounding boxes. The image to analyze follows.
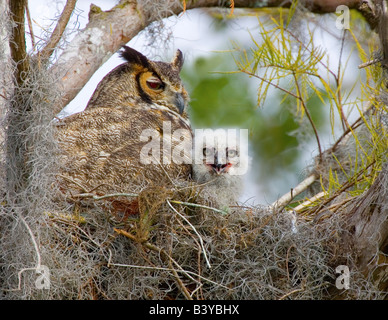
[50,0,364,115]
[50,0,141,114]
[38,0,77,60]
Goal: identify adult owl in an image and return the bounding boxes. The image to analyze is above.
[56,46,192,197]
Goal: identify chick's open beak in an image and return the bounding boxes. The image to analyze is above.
[210,163,231,175]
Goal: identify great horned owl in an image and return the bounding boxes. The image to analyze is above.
[192,129,248,206]
[56,46,192,196]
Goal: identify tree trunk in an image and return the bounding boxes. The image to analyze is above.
[344,162,388,292]
[7,0,30,198]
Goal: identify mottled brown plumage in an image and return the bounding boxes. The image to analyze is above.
[56,47,192,196]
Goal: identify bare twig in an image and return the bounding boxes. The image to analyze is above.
[58,174,89,193]
[113,228,228,298]
[167,200,212,269]
[166,250,193,300]
[169,200,228,215]
[238,69,300,100]
[358,58,382,69]
[278,282,331,300]
[175,217,205,299]
[239,67,323,162]
[308,160,376,216]
[51,216,102,248]
[25,3,35,50]
[72,192,138,201]
[292,191,328,212]
[38,0,77,60]
[327,102,373,153]
[271,173,318,209]
[336,30,351,132]
[292,72,323,162]
[278,287,304,300]
[19,215,41,267]
[286,29,337,81]
[107,256,228,290]
[272,101,376,212]
[5,214,42,292]
[287,28,351,133]
[229,0,235,16]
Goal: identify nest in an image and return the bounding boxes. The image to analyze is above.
[0,61,386,299]
[1,174,385,300]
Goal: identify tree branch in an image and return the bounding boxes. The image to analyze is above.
[292,72,323,162]
[9,0,28,84]
[25,2,35,50]
[39,0,77,61]
[271,173,318,209]
[50,0,364,115]
[50,0,140,114]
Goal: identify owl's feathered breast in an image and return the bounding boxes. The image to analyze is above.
[57,105,192,195]
[56,46,192,196]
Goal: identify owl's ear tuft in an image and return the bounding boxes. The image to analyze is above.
[171,49,184,71]
[120,46,151,69]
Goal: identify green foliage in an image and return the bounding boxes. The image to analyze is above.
[183,6,387,204]
[250,93,326,179]
[181,56,257,128]
[181,47,327,191]
[230,7,387,208]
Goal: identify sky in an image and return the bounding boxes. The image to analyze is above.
[28,0,261,114]
[27,0,364,205]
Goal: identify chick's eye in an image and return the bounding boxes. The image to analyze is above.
[227,149,238,158]
[203,147,215,157]
[146,77,164,91]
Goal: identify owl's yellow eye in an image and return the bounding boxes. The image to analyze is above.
[146,77,164,91]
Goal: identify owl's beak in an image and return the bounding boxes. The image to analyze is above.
[210,163,232,175]
[175,93,185,115]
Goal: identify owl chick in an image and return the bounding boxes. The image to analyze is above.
[56,47,192,196]
[192,129,249,207]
